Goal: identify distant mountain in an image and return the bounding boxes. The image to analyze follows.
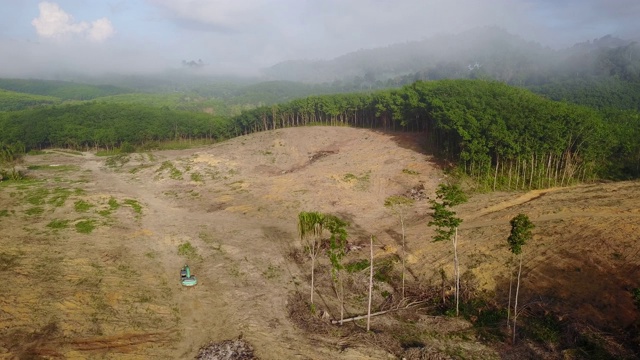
[263,27,639,86]
[263,27,557,83]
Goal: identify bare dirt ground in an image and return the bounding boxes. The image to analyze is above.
[1,126,639,359]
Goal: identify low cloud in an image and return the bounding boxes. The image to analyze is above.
[31,1,114,42]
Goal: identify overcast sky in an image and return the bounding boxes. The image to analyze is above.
[0,0,638,77]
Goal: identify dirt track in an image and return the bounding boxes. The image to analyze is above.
[1,126,639,359]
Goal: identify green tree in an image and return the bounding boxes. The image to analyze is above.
[298,211,326,306]
[324,214,349,324]
[428,183,467,316]
[507,213,535,344]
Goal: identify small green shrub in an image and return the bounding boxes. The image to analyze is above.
[0,210,9,217]
[119,142,136,154]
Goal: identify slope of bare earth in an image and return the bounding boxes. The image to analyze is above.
[0,126,638,359]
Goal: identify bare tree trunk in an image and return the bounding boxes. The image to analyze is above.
[513,253,523,344]
[508,160,513,190]
[339,270,344,325]
[401,215,406,300]
[310,254,316,304]
[493,154,500,191]
[507,257,513,329]
[367,235,374,331]
[454,227,460,317]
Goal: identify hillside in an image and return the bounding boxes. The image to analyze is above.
[0,78,132,101]
[1,127,638,359]
[0,89,60,111]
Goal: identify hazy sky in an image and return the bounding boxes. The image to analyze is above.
[0,0,638,77]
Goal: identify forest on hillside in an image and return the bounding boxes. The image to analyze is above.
[1,79,639,190]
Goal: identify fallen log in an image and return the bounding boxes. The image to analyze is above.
[331,300,427,325]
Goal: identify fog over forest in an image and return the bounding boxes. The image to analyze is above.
[0,0,639,78]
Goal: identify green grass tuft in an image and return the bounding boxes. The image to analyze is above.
[123,199,142,214]
[75,220,96,234]
[47,219,70,229]
[177,242,198,259]
[26,187,49,205]
[25,207,45,216]
[74,199,94,212]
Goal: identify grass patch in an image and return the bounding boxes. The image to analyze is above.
[343,171,371,190]
[48,187,72,207]
[95,149,120,157]
[75,220,96,234]
[55,149,83,156]
[26,187,49,205]
[177,242,199,259]
[0,252,21,271]
[28,149,47,155]
[262,264,283,279]
[373,256,396,282]
[190,172,204,182]
[156,161,183,180]
[123,199,142,214]
[47,219,70,229]
[108,197,119,210]
[27,164,79,172]
[0,209,9,217]
[402,168,420,175]
[25,207,45,216]
[525,314,562,344]
[344,259,370,273]
[74,199,94,212]
[105,153,130,168]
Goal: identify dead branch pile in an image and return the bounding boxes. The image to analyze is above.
[195,339,257,360]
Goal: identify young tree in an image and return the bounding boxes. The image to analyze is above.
[507,213,535,344]
[428,183,467,316]
[0,142,25,181]
[324,214,349,324]
[384,195,415,299]
[298,211,326,306]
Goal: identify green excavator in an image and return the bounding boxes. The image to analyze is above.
[180,264,198,286]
